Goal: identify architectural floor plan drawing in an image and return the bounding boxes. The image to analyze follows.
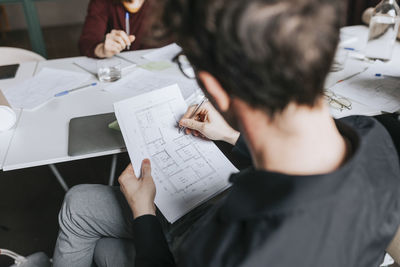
[114,84,238,223]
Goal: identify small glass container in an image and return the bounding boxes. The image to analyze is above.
[97,58,122,82]
[365,0,400,60]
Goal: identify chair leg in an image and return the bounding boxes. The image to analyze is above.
[0,6,10,29]
[47,156,119,193]
[108,154,118,186]
[21,0,47,58]
[2,6,10,31]
[0,7,2,32]
[48,164,69,192]
[0,5,6,39]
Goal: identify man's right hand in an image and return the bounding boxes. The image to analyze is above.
[95,30,135,58]
[179,101,240,145]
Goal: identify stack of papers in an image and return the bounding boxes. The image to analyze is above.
[339,31,358,47]
[118,44,184,72]
[114,84,238,222]
[142,43,182,62]
[74,57,136,75]
[104,68,200,100]
[330,62,400,113]
[1,68,91,110]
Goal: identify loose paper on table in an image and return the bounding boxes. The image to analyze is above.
[329,98,379,119]
[139,61,173,71]
[324,59,369,89]
[74,57,136,75]
[114,84,238,223]
[142,43,182,62]
[330,62,400,112]
[339,30,358,47]
[104,68,199,100]
[1,68,91,110]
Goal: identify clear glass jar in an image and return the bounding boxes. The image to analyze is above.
[365,0,400,60]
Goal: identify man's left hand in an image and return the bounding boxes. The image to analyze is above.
[119,160,156,219]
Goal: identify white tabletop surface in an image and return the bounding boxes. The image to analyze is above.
[1,26,400,171]
[325,25,400,118]
[1,49,159,171]
[0,61,37,169]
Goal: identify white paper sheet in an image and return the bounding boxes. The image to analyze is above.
[104,68,200,100]
[115,52,139,65]
[114,84,238,222]
[380,253,394,266]
[339,30,358,47]
[74,57,136,75]
[1,68,91,110]
[324,59,369,89]
[330,62,400,112]
[142,43,182,62]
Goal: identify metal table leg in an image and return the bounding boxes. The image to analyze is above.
[21,0,47,58]
[108,154,118,186]
[49,154,118,192]
[48,164,68,192]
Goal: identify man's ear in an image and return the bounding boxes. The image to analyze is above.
[198,71,230,112]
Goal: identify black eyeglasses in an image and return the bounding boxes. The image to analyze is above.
[172,52,196,79]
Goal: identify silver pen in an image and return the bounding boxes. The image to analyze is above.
[336,67,368,83]
[54,82,97,97]
[178,97,207,133]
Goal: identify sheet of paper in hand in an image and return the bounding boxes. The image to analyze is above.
[114,84,238,222]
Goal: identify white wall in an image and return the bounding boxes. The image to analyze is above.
[4,0,90,30]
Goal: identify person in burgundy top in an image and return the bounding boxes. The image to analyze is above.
[79,0,150,58]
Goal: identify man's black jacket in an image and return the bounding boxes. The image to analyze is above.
[132,116,400,267]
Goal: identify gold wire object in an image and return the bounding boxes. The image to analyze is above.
[324,90,352,111]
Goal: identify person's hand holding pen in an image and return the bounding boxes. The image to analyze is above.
[179,101,240,145]
[94,30,135,58]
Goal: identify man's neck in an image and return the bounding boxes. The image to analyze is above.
[245,101,348,176]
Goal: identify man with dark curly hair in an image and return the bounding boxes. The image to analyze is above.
[53,0,400,266]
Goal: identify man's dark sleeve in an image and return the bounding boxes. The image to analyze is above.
[232,134,251,160]
[132,215,176,267]
[374,113,400,161]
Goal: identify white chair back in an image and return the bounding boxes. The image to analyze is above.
[0,47,45,65]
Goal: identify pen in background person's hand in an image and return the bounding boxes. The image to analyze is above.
[126,12,130,50]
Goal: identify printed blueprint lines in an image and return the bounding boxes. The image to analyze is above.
[152,150,178,175]
[114,85,238,222]
[151,134,216,193]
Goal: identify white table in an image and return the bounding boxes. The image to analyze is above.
[325,25,400,118]
[0,61,37,169]
[2,59,125,171]
[0,49,189,172]
[1,48,194,190]
[1,25,400,173]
